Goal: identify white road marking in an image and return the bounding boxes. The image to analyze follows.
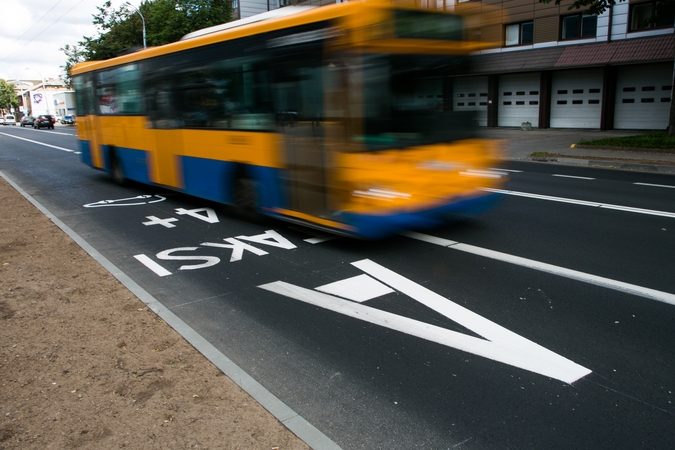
[316,274,394,302]
[0,132,75,153]
[403,231,675,307]
[260,259,592,384]
[552,174,595,180]
[134,254,172,277]
[304,236,337,244]
[175,207,219,223]
[481,187,675,219]
[142,216,179,228]
[236,230,297,249]
[490,168,522,173]
[634,182,675,189]
[201,239,268,262]
[83,195,166,208]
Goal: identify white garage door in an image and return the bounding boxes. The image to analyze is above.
[614,63,671,130]
[453,76,488,126]
[551,69,603,129]
[498,73,540,127]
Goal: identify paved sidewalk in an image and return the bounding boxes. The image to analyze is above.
[481,128,675,174]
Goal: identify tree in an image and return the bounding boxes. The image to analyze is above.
[0,79,19,115]
[59,44,86,88]
[541,0,675,135]
[63,0,233,65]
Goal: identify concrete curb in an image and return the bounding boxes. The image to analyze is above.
[523,156,675,174]
[571,144,675,155]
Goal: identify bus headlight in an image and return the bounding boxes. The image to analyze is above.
[458,169,508,179]
[352,186,411,201]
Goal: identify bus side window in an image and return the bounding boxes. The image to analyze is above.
[97,70,117,115]
[145,76,179,129]
[73,75,95,116]
[174,69,217,129]
[116,64,141,114]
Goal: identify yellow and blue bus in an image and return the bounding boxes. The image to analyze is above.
[71,0,505,239]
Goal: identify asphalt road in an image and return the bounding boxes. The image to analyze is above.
[1,126,674,449]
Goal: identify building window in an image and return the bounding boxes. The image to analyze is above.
[231,0,238,9]
[505,22,533,46]
[280,0,291,5]
[630,1,673,31]
[561,14,597,40]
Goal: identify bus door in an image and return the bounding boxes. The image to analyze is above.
[275,62,331,218]
[145,75,183,188]
[81,73,105,169]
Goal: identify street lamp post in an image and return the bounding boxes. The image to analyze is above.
[125,2,147,49]
[25,68,49,115]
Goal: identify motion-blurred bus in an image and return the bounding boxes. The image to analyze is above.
[71,0,505,239]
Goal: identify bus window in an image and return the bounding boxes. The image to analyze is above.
[73,74,95,116]
[357,55,475,151]
[144,71,179,129]
[116,65,142,114]
[210,59,274,131]
[96,64,142,115]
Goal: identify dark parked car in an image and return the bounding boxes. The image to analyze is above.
[33,115,55,130]
[20,116,35,127]
[61,115,75,125]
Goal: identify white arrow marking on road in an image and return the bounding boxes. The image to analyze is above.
[83,195,166,208]
[259,259,591,384]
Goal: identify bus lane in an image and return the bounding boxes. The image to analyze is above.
[74,184,674,450]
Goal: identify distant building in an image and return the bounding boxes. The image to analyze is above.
[53,92,77,118]
[451,0,674,130]
[14,78,69,117]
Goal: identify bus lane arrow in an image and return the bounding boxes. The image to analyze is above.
[259,259,592,384]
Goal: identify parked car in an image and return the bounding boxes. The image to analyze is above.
[20,116,35,127]
[61,115,75,125]
[2,114,16,125]
[33,114,55,130]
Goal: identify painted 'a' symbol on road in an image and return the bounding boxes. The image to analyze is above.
[259,259,592,384]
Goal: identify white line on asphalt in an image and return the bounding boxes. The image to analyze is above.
[481,187,675,219]
[552,174,596,180]
[634,182,675,189]
[0,132,75,153]
[28,129,75,137]
[490,168,523,172]
[402,231,675,307]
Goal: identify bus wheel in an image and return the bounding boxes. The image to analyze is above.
[111,155,127,186]
[233,177,260,221]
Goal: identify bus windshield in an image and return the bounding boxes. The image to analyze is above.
[354,54,476,152]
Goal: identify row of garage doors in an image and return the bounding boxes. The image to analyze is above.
[453,63,672,129]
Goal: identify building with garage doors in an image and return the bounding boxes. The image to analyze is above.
[453,0,674,130]
[236,0,671,129]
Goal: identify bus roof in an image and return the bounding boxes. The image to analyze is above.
[71,2,359,76]
[70,0,489,76]
[180,6,317,41]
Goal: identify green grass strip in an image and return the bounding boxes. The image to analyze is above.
[578,132,675,149]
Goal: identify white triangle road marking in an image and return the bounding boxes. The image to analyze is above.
[259,259,591,384]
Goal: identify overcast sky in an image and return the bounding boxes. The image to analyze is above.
[0,0,130,82]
